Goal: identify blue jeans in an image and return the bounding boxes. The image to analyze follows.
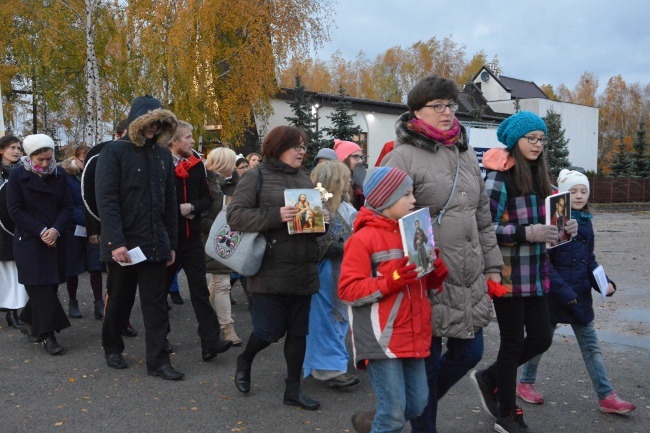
[168,267,181,293]
[366,358,428,433]
[411,329,484,433]
[520,322,613,399]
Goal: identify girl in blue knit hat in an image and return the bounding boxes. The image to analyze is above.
[471,111,578,433]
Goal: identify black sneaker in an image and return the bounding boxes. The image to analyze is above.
[494,407,531,433]
[169,292,184,305]
[470,369,499,418]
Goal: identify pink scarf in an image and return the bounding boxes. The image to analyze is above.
[406,117,462,146]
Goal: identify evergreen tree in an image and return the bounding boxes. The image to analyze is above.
[542,107,571,178]
[513,98,521,113]
[629,121,649,178]
[284,75,322,163]
[322,86,362,142]
[609,133,634,177]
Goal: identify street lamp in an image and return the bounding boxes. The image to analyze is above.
[311,104,320,135]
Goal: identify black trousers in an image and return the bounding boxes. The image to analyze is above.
[485,295,554,412]
[166,240,222,352]
[102,261,170,370]
[20,285,70,338]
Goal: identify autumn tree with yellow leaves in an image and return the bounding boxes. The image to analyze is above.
[1,0,333,146]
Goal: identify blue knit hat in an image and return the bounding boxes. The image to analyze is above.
[363,166,413,212]
[497,111,547,150]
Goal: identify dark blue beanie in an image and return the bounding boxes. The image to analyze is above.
[497,111,547,150]
[127,95,162,124]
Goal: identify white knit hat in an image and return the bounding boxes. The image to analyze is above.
[557,169,590,194]
[22,134,55,156]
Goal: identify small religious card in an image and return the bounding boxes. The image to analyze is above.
[284,189,326,234]
[545,191,572,249]
[398,207,436,277]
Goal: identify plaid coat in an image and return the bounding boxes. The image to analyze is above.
[484,156,550,297]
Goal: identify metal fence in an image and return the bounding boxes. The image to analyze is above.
[590,178,650,203]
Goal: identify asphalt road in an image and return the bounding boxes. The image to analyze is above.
[0,210,648,433]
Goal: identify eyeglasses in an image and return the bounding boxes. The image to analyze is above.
[422,103,459,113]
[350,154,363,160]
[523,135,550,146]
[293,144,307,152]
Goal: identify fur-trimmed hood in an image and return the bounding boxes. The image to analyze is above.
[61,156,82,176]
[128,108,177,147]
[394,112,469,153]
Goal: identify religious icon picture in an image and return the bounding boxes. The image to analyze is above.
[398,207,436,277]
[284,189,326,234]
[545,191,572,249]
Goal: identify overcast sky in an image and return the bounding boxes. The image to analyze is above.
[314,0,649,92]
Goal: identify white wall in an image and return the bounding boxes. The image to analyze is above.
[473,71,511,102]
[259,99,405,166]
[488,99,599,172]
[262,98,601,173]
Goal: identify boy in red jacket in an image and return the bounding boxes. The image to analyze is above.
[339,166,448,433]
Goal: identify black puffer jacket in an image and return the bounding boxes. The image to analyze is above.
[227,159,319,295]
[95,108,178,262]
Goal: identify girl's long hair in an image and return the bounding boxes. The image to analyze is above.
[310,161,351,214]
[511,145,553,198]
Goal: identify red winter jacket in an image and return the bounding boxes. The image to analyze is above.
[339,207,433,369]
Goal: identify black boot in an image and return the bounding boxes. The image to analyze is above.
[283,379,320,410]
[94,300,104,320]
[42,334,64,355]
[6,310,22,329]
[68,299,82,319]
[234,355,252,393]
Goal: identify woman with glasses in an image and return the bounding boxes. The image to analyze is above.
[235,155,250,177]
[227,125,322,410]
[62,145,105,320]
[380,75,504,433]
[472,111,577,433]
[333,139,365,210]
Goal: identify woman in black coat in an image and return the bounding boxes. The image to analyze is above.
[0,135,28,329]
[227,126,322,410]
[7,134,73,355]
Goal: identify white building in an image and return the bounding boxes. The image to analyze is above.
[473,67,599,171]
[258,69,599,171]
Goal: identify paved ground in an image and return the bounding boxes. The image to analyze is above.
[0,209,648,433]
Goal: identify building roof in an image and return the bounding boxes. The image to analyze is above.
[496,75,549,100]
[278,87,506,124]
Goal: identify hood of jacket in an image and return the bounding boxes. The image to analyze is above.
[353,206,398,234]
[482,147,514,172]
[394,112,469,154]
[128,108,177,147]
[61,156,82,177]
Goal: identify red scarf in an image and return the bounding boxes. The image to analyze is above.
[174,155,202,178]
[406,117,462,146]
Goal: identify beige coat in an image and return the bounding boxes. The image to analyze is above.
[381,113,503,339]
